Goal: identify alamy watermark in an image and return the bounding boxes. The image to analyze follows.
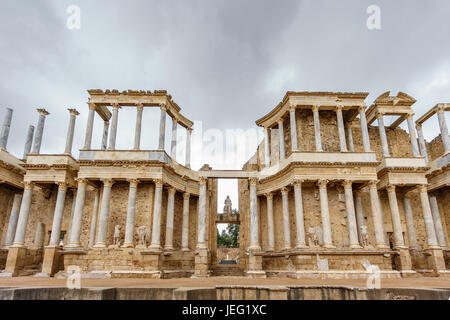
[66,265,81,289]
[66,5,81,30]
[367,5,381,30]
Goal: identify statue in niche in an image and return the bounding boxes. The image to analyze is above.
[308,223,320,247]
[113,225,122,246]
[223,195,232,214]
[137,226,149,247]
[360,225,369,248]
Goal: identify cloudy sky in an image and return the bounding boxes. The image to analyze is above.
[1,0,449,210]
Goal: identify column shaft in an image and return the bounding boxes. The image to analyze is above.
[346,125,355,152]
[264,127,271,166]
[0,108,13,150]
[266,193,274,251]
[368,182,387,248]
[416,125,429,162]
[354,191,366,245]
[150,180,163,249]
[293,182,306,248]
[88,189,100,247]
[12,184,33,246]
[196,179,207,249]
[402,196,418,249]
[343,181,360,248]
[281,188,291,249]
[134,105,143,150]
[313,106,323,151]
[429,194,447,247]
[181,193,190,250]
[437,107,450,152]
[67,180,87,248]
[278,119,285,160]
[359,106,372,152]
[123,180,138,247]
[32,109,49,154]
[48,184,67,246]
[377,114,390,157]
[386,186,405,247]
[336,107,347,152]
[289,108,298,151]
[3,194,22,247]
[164,188,176,250]
[170,118,178,160]
[101,121,109,150]
[318,181,333,247]
[94,180,113,247]
[83,105,95,149]
[185,128,192,168]
[108,105,119,150]
[23,125,35,159]
[158,106,167,150]
[406,115,420,156]
[64,109,79,154]
[249,179,260,250]
[418,186,439,248]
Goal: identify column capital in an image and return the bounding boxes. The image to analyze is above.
[376,112,385,119]
[172,117,178,125]
[436,105,446,114]
[37,108,50,116]
[183,192,190,200]
[277,118,283,125]
[358,105,367,113]
[127,179,139,188]
[281,187,289,195]
[153,178,164,187]
[57,182,68,191]
[88,102,96,110]
[111,103,121,110]
[136,103,144,111]
[312,105,320,112]
[265,192,273,200]
[336,104,344,112]
[293,179,303,187]
[354,189,362,197]
[406,113,415,119]
[101,178,114,187]
[199,177,207,185]
[386,184,396,193]
[368,180,379,188]
[249,177,258,186]
[417,184,428,193]
[68,108,80,116]
[76,178,88,187]
[317,179,328,189]
[342,179,353,189]
[160,103,168,111]
[289,104,297,112]
[187,126,193,133]
[24,181,34,190]
[168,187,176,195]
[416,123,422,129]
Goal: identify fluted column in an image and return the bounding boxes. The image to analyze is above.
[336,105,348,152]
[48,183,68,246]
[101,121,109,150]
[94,179,114,248]
[437,105,450,152]
[264,127,271,167]
[181,193,190,251]
[150,179,164,249]
[67,179,87,248]
[386,185,406,248]
[0,107,13,150]
[418,185,440,248]
[185,127,192,168]
[196,177,207,249]
[170,118,178,160]
[88,189,100,247]
[249,178,260,250]
[64,109,79,154]
[134,104,143,150]
[377,112,390,157]
[158,104,167,150]
[416,124,429,162]
[3,194,22,247]
[343,180,361,248]
[406,114,420,156]
[281,187,291,250]
[12,182,33,247]
[359,105,372,152]
[402,195,418,249]
[312,105,323,151]
[354,190,366,245]
[293,180,306,248]
[289,107,298,151]
[318,180,333,248]
[31,108,50,154]
[277,119,285,160]
[368,181,388,248]
[108,104,120,150]
[265,193,274,251]
[164,187,176,250]
[123,179,139,248]
[429,194,447,247]
[23,125,35,159]
[346,124,355,152]
[66,190,77,243]
[83,103,96,149]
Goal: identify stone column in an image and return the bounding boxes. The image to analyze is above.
[134,104,143,150]
[281,187,291,250]
[406,114,420,157]
[266,193,274,251]
[416,124,429,162]
[66,189,77,244]
[277,119,285,160]
[402,195,418,249]
[264,127,271,166]
[64,109,79,154]
[376,112,390,157]
[318,180,333,248]
[196,177,207,249]
[108,104,120,150]
[33,222,45,248]
[158,104,167,150]
[23,125,35,159]
[0,107,13,150]
[123,179,139,248]
[343,180,361,248]
[185,127,192,168]
[3,194,22,247]
[83,103,96,149]
[181,192,190,251]
[94,179,114,248]
[289,107,298,152]
[437,105,450,153]
[354,190,366,245]
[12,182,33,247]
[249,178,260,250]
[346,124,355,152]
[359,106,372,152]
[368,181,388,248]
[293,180,306,248]
[150,179,164,249]
[164,187,176,250]
[418,185,440,248]
[336,105,348,152]
[386,185,405,248]
[48,183,67,246]
[312,105,323,151]
[88,189,100,247]
[101,121,109,150]
[66,179,87,248]
[31,108,50,154]
[429,194,447,247]
[170,118,178,160]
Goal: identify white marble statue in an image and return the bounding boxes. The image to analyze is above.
[113,225,121,246]
[308,223,320,247]
[137,226,149,247]
[360,225,369,247]
[223,195,232,214]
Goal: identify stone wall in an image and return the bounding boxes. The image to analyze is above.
[216,247,240,261]
[0,184,17,246]
[427,135,445,162]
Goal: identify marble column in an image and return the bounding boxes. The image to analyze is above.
[101,121,109,150]
[359,106,372,152]
[123,179,138,248]
[429,194,447,247]
[0,107,13,150]
[418,185,440,248]
[67,179,87,248]
[277,119,285,160]
[354,190,366,245]
[266,193,274,251]
[368,181,388,248]
[416,124,429,162]
[289,107,298,152]
[343,180,361,248]
[249,178,260,250]
[312,105,323,151]
[31,109,50,154]
[170,118,178,160]
[48,183,67,246]
[83,103,96,149]
[402,195,418,249]
[406,114,420,157]
[23,125,35,159]
[64,109,79,154]
[88,189,100,247]
[386,185,405,248]
[196,177,207,249]
[437,105,450,153]
[377,113,390,157]
[346,124,355,152]
[12,182,33,247]
[3,194,22,247]
[318,180,333,248]
[66,189,77,244]
[185,128,192,168]
[158,105,167,150]
[108,104,120,150]
[181,192,190,251]
[33,222,45,248]
[336,105,348,152]
[281,187,291,250]
[264,127,271,167]
[150,179,164,249]
[293,180,306,248]
[134,104,143,150]
[94,179,114,248]
[164,187,176,250]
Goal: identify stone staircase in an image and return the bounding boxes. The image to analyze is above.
[211,265,244,277]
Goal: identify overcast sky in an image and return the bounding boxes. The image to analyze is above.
[1,0,449,211]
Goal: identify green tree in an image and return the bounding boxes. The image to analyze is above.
[217,223,240,248]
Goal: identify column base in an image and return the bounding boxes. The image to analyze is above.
[323,244,336,249]
[295,243,308,249]
[266,247,274,252]
[396,247,413,272]
[194,247,210,277]
[121,243,134,248]
[164,246,174,251]
[40,246,62,276]
[181,247,190,252]
[376,244,390,249]
[92,243,107,249]
[350,244,363,249]
[248,245,262,251]
[4,246,27,277]
[246,251,265,277]
[425,247,446,272]
[148,244,162,251]
[65,242,82,249]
